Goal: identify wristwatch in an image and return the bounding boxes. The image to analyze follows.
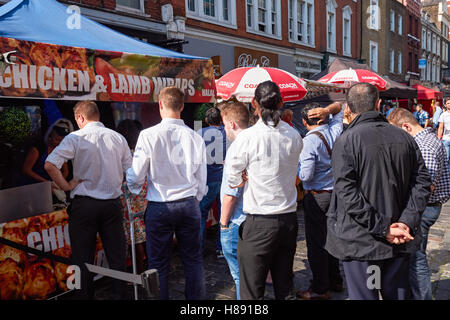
[219,222,229,229]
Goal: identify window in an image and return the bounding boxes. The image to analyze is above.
[288,0,314,46]
[437,37,441,57]
[116,0,144,12]
[398,52,402,74]
[246,0,281,37]
[326,0,337,52]
[398,15,402,35]
[342,6,352,56]
[427,31,431,51]
[390,10,395,32]
[370,41,378,72]
[422,29,426,50]
[187,0,236,27]
[390,50,395,73]
[432,34,436,54]
[369,0,379,30]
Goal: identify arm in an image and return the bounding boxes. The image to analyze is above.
[332,137,391,239]
[126,133,150,195]
[22,147,48,183]
[298,137,317,183]
[308,102,342,124]
[194,139,208,202]
[61,162,69,179]
[226,136,249,189]
[438,122,444,139]
[220,194,238,228]
[44,162,80,191]
[397,142,432,234]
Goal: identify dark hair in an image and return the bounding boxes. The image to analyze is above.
[346,83,379,114]
[205,107,222,126]
[301,103,323,126]
[117,119,143,150]
[254,81,283,127]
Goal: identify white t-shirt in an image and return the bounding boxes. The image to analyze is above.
[439,111,450,141]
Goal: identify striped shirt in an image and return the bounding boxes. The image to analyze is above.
[413,128,450,204]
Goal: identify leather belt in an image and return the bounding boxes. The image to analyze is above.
[305,190,332,195]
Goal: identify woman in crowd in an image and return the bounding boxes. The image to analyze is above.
[117,119,148,274]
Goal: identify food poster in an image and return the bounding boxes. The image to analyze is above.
[0,37,216,103]
[0,209,107,300]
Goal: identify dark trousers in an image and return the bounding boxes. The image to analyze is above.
[145,197,205,300]
[68,196,127,300]
[342,254,411,300]
[237,213,298,300]
[303,192,342,294]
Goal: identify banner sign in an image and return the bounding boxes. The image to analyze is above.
[0,209,106,300]
[0,37,216,103]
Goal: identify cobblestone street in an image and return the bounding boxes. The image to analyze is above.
[92,202,450,300]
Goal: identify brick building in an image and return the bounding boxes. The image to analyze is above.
[181,0,362,78]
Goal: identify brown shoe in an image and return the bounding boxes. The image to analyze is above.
[296,288,331,300]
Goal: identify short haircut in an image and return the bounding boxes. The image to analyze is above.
[158,86,184,111]
[282,109,293,122]
[73,100,100,121]
[346,83,379,114]
[387,107,419,127]
[301,103,322,126]
[221,102,250,128]
[205,107,222,126]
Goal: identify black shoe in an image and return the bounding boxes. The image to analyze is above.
[330,282,344,293]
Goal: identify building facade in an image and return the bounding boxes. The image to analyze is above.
[361,0,406,82]
[401,0,422,85]
[181,0,362,79]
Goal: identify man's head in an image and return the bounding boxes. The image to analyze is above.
[435,101,441,108]
[415,103,423,113]
[73,100,100,129]
[158,86,185,118]
[205,107,222,126]
[301,103,323,131]
[345,83,381,117]
[445,99,450,111]
[387,107,423,136]
[220,102,250,141]
[282,109,293,123]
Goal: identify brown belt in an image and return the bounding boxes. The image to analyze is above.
[305,190,332,195]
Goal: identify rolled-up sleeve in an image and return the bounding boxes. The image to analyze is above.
[298,137,316,183]
[226,135,248,188]
[45,134,76,169]
[126,133,150,194]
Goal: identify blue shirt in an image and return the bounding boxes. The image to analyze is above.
[386,108,394,118]
[197,125,227,183]
[220,144,245,226]
[298,110,344,191]
[414,110,430,127]
[433,107,443,128]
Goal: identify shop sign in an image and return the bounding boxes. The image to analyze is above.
[234,47,278,68]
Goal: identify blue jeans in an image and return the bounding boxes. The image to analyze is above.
[145,197,205,300]
[443,140,450,167]
[220,222,241,300]
[410,205,442,300]
[199,181,222,252]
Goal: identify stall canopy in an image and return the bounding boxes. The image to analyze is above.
[413,84,444,100]
[0,0,216,102]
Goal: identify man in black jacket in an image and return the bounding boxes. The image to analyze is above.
[325,83,431,300]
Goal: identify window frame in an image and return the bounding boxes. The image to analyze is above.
[246,0,282,39]
[116,0,146,15]
[326,0,338,53]
[398,52,402,75]
[288,0,315,47]
[389,50,395,74]
[186,0,237,29]
[398,14,402,35]
[342,5,352,57]
[369,0,380,31]
[390,10,395,32]
[369,41,378,72]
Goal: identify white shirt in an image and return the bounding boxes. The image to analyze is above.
[46,122,132,200]
[439,111,450,141]
[225,119,303,215]
[126,118,208,202]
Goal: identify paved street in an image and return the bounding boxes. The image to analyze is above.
[92,201,450,300]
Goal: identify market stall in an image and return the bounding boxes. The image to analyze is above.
[412,84,444,116]
[0,0,215,300]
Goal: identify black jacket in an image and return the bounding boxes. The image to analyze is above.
[325,111,431,261]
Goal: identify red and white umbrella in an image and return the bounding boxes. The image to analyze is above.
[318,68,388,91]
[215,66,307,103]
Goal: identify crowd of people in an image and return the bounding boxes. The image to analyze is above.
[42,82,450,300]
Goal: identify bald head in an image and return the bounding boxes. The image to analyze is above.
[346,83,380,115]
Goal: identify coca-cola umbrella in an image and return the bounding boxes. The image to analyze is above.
[215,66,307,103]
[318,68,389,91]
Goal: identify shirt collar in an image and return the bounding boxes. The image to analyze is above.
[306,124,328,136]
[84,121,104,129]
[413,127,433,140]
[161,118,185,125]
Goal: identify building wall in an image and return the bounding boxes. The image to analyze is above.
[386,0,407,81]
[402,0,421,83]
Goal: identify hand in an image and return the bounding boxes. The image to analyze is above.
[386,223,413,245]
[233,171,248,189]
[219,220,230,230]
[65,179,83,192]
[430,184,435,193]
[308,108,329,125]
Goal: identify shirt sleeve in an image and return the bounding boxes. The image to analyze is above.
[226,134,249,188]
[45,134,76,169]
[329,110,344,140]
[121,138,133,173]
[194,138,208,201]
[298,136,317,183]
[126,132,150,195]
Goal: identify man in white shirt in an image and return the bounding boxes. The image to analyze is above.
[226,81,303,300]
[126,86,207,300]
[45,100,132,299]
[438,99,450,163]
